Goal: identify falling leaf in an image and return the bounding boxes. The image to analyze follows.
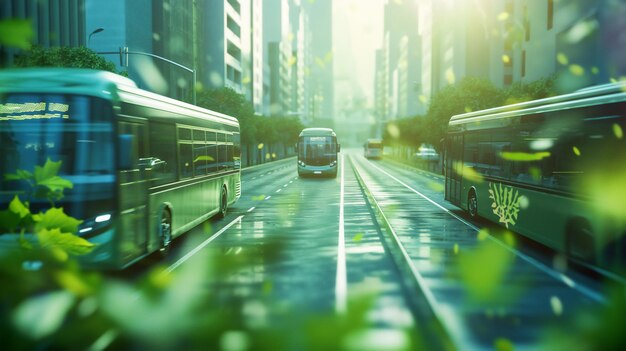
[500,151,551,161]
[572,146,581,156]
[387,123,400,139]
[569,64,585,76]
[353,233,364,242]
[445,68,456,85]
[613,124,623,139]
[453,243,459,254]
[550,296,563,316]
[257,143,264,150]
[497,12,510,21]
[557,53,569,65]
[477,229,489,241]
[502,55,510,64]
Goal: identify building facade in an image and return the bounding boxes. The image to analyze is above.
[1,0,86,67]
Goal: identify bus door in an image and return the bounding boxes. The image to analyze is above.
[445,133,463,205]
[117,121,149,262]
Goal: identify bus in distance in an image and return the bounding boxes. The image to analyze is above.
[445,81,626,275]
[364,138,383,159]
[0,68,241,270]
[296,128,340,178]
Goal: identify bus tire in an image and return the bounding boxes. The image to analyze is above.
[468,189,478,219]
[158,210,172,258]
[217,186,228,219]
[565,217,595,263]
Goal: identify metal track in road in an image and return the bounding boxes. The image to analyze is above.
[348,155,455,350]
[348,153,608,350]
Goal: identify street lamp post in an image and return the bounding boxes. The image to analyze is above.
[88,28,104,48]
[97,47,197,105]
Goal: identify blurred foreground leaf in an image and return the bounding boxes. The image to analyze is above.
[0,19,33,49]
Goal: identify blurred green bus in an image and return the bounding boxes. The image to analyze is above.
[296,128,340,178]
[364,138,383,159]
[0,68,241,269]
[445,82,626,275]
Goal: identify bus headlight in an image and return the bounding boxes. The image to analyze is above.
[298,160,305,167]
[78,213,113,237]
[330,161,337,167]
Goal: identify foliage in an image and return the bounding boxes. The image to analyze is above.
[0,159,93,255]
[196,87,305,149]
[423,77,505,149]
[384,76,558,154]
[13,45,119,73]
[504,75,557,105]
[196,87,258,144]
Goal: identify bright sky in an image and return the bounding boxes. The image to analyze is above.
[333,0,384,106]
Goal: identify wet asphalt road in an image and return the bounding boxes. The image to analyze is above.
[126,149,612,350]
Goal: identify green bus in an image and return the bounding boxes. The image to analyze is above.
[0,68,241,269]
[445,82,626,274]
[364,138,383,159]
[297,128,340,178]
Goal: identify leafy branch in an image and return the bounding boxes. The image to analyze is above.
[0,158,94,255]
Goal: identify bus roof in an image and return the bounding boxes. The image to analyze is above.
[449,81,626,126]
[0,67,239,127]
[299,127,336,137]
[0,68,137,98]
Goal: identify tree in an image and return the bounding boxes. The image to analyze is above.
[196,87,258,144]
[504,75,557,104]
[423,77,505,150]
[14,45,119,73]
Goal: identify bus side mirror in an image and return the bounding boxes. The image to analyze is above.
[118,134,135,170]
[337,144,341,152]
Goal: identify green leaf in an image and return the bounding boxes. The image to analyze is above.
[37,228,95,255]
[0,19,33,50]
[34,158,62,184]
[34,207,82,234]
[8,195,30,218]
[4,169,33,181]
[37,176,73,193]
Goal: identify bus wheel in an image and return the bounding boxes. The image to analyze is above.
[565,217,595,263]
[218,186,228,218]
[468,190,478,219]
[158,210,172,257]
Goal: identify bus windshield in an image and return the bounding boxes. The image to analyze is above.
[298,136,337,166]
[0,93,116,222]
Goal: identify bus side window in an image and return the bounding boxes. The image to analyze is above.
[149,122,176,186]
[178,128,193,179]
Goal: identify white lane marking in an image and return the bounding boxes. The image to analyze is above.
[336,153,347,314]
[284,184,289,187]
[247,207,255,212]
[366,160,607,304]
[166,215,244,273]
[265,196,272,200]
[276,189,282,193]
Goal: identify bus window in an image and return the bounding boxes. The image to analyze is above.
[148,122,176,186]
[178,127,193,178]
